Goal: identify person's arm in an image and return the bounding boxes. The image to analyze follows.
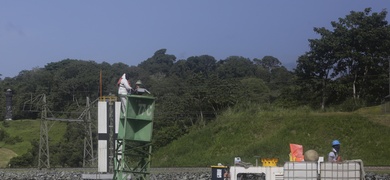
[122,79,132,91]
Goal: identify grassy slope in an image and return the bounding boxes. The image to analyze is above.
[0,120,67,167]
[1,106,389,168]
[152,106,390,167]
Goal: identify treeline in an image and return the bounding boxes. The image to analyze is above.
[0,7,389,167]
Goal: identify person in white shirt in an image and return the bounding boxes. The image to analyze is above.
[117,73,132,116]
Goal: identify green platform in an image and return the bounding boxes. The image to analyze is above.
[118,95,155,142]
[114,94,156,180]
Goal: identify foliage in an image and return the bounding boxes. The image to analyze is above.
[238,78,270,104]
[139,48,176,76]
[0,124,23,145]
[217,56,256,79]
[152,124,186,151]
[334,97,366,112]
[4,135,23,145]
[0,127,9,140]
[47,122,85,167]
[152,105,390,167]
[8,152,35,168]
[295,8,390,109]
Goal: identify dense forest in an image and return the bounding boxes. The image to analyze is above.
[0,8,390,167]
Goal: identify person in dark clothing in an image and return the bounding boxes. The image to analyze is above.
[328,140,341,162]
[132,80,150,95]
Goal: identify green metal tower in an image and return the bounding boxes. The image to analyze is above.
[113,94,155,180]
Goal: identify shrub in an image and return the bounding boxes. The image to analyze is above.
[0,128,10,141]
[4,136,23,145]
[336,98,366,112]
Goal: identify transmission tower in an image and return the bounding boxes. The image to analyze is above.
[82,97,97,167]
[38,94,50,169]
[25,94,98,169]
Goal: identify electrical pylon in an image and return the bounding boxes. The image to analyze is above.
[31,94,98,169]
[83,97,97,167]
[38,94,50,169]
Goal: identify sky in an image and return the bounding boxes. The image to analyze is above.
[0,1,389,78]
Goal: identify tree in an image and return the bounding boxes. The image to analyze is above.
[184,55,217,77]
[254,56,282,73]
[205,75,240,114]
[295,8,390,108]
[238,77,270,104]
[332,8,390,103]
[139,49,176,76]
[295,26,339,110]
[269,66,294,103]
[170,55,217,79]
[217,56,256,79]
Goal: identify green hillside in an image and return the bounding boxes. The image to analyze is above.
[0,120,67,167]
[151,105,390,167]
[1,106,390,168]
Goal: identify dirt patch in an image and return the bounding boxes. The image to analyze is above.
[0,147,18,168]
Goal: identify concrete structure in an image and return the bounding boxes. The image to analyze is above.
[98,101,120,173]
[96,95,155,180]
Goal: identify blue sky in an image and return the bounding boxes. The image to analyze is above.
[0,1,389,78]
